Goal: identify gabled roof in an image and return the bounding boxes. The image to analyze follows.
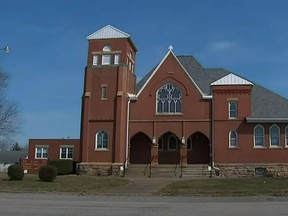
[211,73,253,86]
[0,150,28,164]
[87,25,130,40]
[136,53,288,119]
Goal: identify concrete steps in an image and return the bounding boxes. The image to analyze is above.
[124,164,215,178]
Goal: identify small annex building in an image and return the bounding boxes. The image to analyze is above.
[28,25,288,177]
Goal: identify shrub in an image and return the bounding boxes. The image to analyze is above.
[38,165,57,182]
[48,160,73,175]
[7,164,24,181]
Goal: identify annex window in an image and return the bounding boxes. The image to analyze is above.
[229,130,238,148]
[156,83,182,114]
[270,124,280,147]
[95,130,108,150]
[114,54,120,65]
[286,126,288,147]
[168,135,178,150]
[254,125,265,147]
[101,85,107,100]
[92,55,98,65]
[229,101,238,119]
[60,147,73,159]
[35,146,48,159]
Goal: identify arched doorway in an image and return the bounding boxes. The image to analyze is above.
[187,132,210,164]
[130,132,151,164]
[158,132,180,164]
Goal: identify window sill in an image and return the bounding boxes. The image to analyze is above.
[228,147,239,150]
[269,146,283,149]
[253,146,267,149]
[155,113,183,116]
[95,149,109,152]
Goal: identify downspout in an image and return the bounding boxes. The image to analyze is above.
[210,95,220,177]
[125,98,131,168]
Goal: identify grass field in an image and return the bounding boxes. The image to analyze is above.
[159,177,288,196]
[0,173,129,195]
[2,172,288,196]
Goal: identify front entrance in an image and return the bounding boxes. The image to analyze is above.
[187,132,210,164]
[130,132,151,164]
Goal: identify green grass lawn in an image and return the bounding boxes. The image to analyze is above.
[159,177,288,196]
[2,172,288,196]
[0,173,129,195]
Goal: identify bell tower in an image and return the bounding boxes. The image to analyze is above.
[80,25,137,175]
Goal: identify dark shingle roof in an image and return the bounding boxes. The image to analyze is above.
[0,150,28,164]
[136,55,288,118]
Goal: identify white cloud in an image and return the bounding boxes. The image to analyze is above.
[208,41,237,52]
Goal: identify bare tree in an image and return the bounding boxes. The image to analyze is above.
[0,71,20,150]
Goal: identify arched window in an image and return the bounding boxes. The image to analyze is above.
[254,125,264,147]
[156,83,182,114]
[168,135,178,150]
[102,45,111,52]
[270,124,280,147]
[102,45,111,65]
[229,130,238,148]
[95,130,108,150]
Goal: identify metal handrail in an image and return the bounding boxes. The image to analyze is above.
[144,157,155,178]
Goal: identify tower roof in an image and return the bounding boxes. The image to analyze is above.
[87,25,130,40]
[211,73,253,86]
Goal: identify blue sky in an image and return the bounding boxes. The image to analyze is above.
[1,0,288,145]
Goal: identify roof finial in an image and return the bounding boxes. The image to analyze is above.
[168,45,173,51]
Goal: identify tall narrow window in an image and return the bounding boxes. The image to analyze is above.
[95,130,108,150]
[102,45,111,65]
[229,130,238,148]
[229,101,238,119]
[270,124,280,147]
[101,85,107,100]
[254,125,265,147]
[156,83,182,114]
[286,126,288,147]
[93,55,98,65]
[187,137,192,151]
[158,137,163,150]
[114,54,120,65]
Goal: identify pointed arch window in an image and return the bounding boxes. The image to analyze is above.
[95,130,108,150]
[254,125,265,147]
[168,134,178,150]
[270,124,280,147]
[229,130,238,148]
[156,83,182,114]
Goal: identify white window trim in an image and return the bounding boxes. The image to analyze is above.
[254,124,265,148]
[93,55,98,65]
[59,147,74,160]
[35,146,48,159]
[229,130,238,148]
[114,54,120,65]
[228,101,238,119]
[269,124,281,148]
[95,130,109,150]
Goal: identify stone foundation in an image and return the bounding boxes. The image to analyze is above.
[215,163,288,177]
[78,163,124,176]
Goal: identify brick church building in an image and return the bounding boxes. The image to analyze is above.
[27,25,288,177]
